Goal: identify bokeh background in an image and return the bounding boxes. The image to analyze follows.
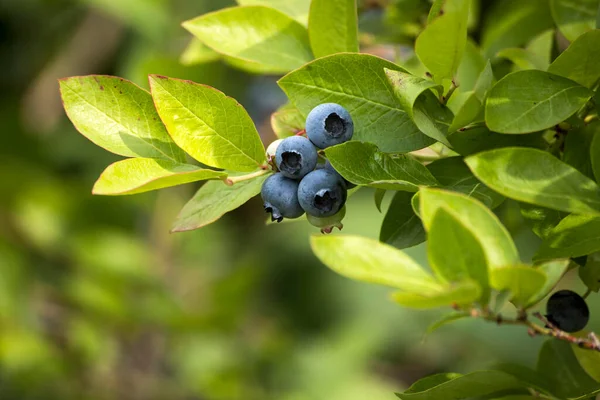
[1,0,598,399]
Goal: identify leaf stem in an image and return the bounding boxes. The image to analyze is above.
[224,168,270,186]
[441,80,458,105]
[463,307,600,353]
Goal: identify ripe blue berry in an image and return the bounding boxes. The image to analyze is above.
[545,290,589,333]
[275,136,318,180]
[298,169,347,218]
[261,173,305,222]
[306,103,354,149]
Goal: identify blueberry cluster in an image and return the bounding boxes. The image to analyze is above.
[261,103,354,230]
[545,290,590,333]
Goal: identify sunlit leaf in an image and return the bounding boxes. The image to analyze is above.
[278,53,435,153]
[325,141,439,190]
[548,30,600,89]
[93,158,226,195]
[466,147,600,215]
[485,70,593,134]
[489,265,546,307]
[149,75,265,172]
[419,188,520,270]
[308,0,358,57]
[415,0,470,82]
[59,76,185,162]
[427,208,490,303]
[183,6,313,74]
[310,235,439,292]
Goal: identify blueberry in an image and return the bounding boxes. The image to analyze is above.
[305,103,354,149]
[261,173,305,222]
[298,169,347,218]
[275,136,318,180]
[545,290,589,333]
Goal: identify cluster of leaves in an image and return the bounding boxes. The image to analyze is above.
[58,0,600,397]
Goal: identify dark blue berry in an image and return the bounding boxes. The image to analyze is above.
[275,136,318,180]
[545,290,589,333]
[306,103,354,149]
[261,173,304,222]
[298,169,347,218]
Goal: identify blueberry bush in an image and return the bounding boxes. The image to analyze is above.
[59,0,600,398]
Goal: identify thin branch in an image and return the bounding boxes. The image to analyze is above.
[466,308,600,352]
[224,168,270,186]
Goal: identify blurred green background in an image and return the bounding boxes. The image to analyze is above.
[0,0,598,399]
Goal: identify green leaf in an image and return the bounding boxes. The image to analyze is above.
[425,312,469,336]
[59,76,185,162]
[236,0,310,25]
[384,69,443,107]
[415,0,470,82]
[473,61,496,103]
[493,363,554,395]
[391,280,481,309]
[550,0,597,42]
[380,191,426,250]
[149,75,265,172]
[395,370,527,400]
[172,173,268,232]
[537,340,600,399]
[466,147,600,215]
[278,53,435,153]
[535,214,600,261]
[446,90,482,132]
[527,259,570,306]
[270,103,305,138]
[526,30,555,70]
[383,69,443,112]
[592,125,600,183]
[489,265,546,307]
[427,208,490,303]
[481,0,553,59]
[548,30,600,89]
[92,158,226,196]
[180,38,221,66]
[520,203,566,239]
[325,141,439,190]
[448,127,546,157]
[183,6,313,74]
[374,188,386,213]
[385,69,453,146]
[456,39,486,91]
[426,157,505,209]
[419,188,520,269]
[426,0,446,24]
[308,0,358,57]
[573,344,600,382]
[310,235,439,292]
[564,121,598,179]
[495,48,549,71]
[579,257,600,292]
[485,70,594,134]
